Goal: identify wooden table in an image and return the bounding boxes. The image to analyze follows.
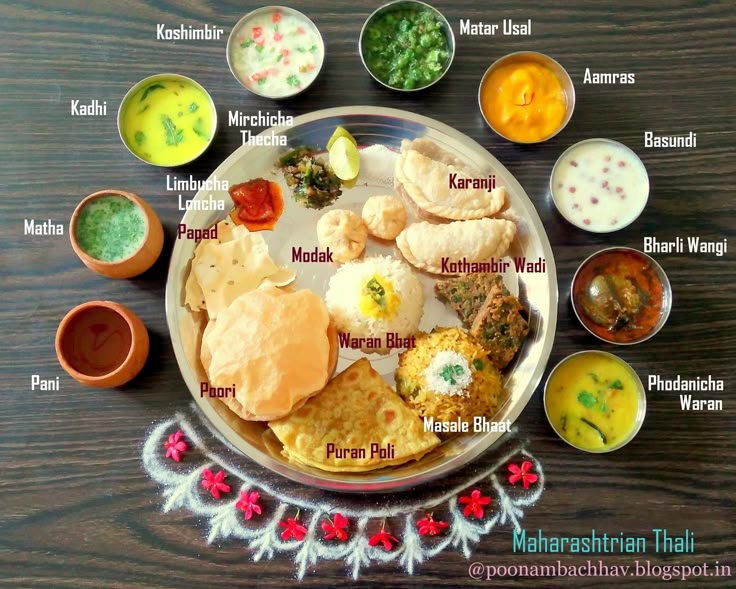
[1,1,734,586]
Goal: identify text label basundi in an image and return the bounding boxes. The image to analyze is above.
[644,131,697,148]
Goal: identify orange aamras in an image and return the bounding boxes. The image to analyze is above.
[480,61,566,143]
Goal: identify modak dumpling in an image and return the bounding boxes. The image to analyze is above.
[361,195,407,240]
[316,209,367,262]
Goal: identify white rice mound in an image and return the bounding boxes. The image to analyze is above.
[325,255,424,354]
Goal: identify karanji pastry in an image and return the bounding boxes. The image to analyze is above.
[394,138,506,220]
[396,218,516,275]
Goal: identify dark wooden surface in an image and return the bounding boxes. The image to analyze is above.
[1,0,735,586]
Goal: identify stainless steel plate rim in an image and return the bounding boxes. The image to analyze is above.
[165,105,558,492]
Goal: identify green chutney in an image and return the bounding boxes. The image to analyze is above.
[75,195,147,262]
[362,7,450,90]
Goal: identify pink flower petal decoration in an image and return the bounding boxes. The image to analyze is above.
[164,430,187,462]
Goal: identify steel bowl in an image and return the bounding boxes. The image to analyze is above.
[478,51,575,144]
[550,138,650,233]
[359,0,455,92]
[226,6,325,99]
[544,350,647,453]
[571,246,672,345]
[117,73,218,167]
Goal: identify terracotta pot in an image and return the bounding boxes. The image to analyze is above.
[69,189,164,279]
[55,300,149,388]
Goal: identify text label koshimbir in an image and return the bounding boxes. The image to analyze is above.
[156,24,224,41]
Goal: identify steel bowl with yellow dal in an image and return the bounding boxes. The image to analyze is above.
[396,327,504,422]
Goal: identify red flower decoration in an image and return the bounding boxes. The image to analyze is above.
[417,514,449,536]
[279,517,308,541]
[164,430,187,462]
[458,489,492,519]
[369,528,399,551]
[235,490,262,520]
[508,461,539,490]
[252,26,263,39]
[272,11,281,23]
[201,469,231,499]
[321,513,349,541]
[274,32,283,42]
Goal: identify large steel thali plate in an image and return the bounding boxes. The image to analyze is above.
[165,106,557,492]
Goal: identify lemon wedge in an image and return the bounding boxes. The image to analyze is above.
[329,136,360,181]
[327,126,358,151]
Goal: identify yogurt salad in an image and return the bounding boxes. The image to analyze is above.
[227,7,324,98]
[551,139,649,233]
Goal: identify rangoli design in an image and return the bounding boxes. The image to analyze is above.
[141,404,544,580]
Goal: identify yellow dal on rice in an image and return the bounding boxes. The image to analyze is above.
[396,327,504,422]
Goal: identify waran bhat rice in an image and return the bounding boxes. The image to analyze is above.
[203,287,337,421]
[325,255,423,354]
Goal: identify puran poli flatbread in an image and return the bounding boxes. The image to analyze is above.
[394,138,506,220]
[396,218,516,275]
[269,358,441,472]
[204,287,337,421]
[185,221,295,318]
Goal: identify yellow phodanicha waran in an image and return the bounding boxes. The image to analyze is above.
[545,352,641,451]
[359,274,400,320]
[481,62,566,143]
[122,79,213,166]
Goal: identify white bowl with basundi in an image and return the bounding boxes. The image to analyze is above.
[550,138,649,233]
